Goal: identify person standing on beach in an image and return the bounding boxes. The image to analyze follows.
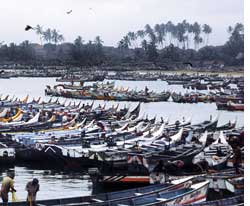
[26,178,40,206]
[0,172,16,206]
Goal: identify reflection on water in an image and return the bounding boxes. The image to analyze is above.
[0,166,92,201]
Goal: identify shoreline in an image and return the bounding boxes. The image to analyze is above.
[0,66,244,78]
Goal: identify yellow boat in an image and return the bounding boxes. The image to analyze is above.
[0,108,23,122]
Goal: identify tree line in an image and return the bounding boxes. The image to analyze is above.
[35,25,64,45]
[0,22,243,67]
[118,20,212,50]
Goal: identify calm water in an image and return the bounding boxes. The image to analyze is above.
[0,167,91,201]
[0,77,244,201]
[0,77,244,127]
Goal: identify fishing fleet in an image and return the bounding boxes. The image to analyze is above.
[0,73,244,205]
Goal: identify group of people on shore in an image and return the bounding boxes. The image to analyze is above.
[0,171,39,206]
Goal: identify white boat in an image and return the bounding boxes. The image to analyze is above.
[192,131,233,169]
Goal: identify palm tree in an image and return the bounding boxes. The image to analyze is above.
[194,35,203,50]
[144,24,157,43]
[118,40,125,49]
[52,29,59,45]
[118,37,129,57]
[234,23,244,34]
[202,24,212,45]
[227,26,233,34]
[94,36,104,46]
[145,24,153,35]
[187,23,194,49]
[181,20,189,49]
[141,39,147,50]
[165,21,173,45]
[43,28,52,43]
[35,24,43,45]
[118,35,130,51]
[123,35,131,48]
[160,23,166,47]
[137,30,145,39]
[127,32,137,48]
[176,22,186,49]
[171,24,179,47]
[58,34,64,44]
[192,22,202,50]
[136,30,145,48]
[154,24,165,48]
[74,36,84,46]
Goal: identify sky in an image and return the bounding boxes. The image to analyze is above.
[0,0,244,47]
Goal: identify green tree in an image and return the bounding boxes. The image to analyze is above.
[43,28,52,43]
[176,22,186,49]
[35,24,43,45]
[187,23,194,49]
[52,29,59,45]
[165,21,174,45]
[127,32,137,48]
[136,30,145,39]
[141,39,148,50]
[142,39,158,62]
[224,23,244,65]
[192,22,202,50]
[58,34,64,44]
[74,36,84,46]
[202,24,212,45]
[94,36,104,46]
[145,24,157,43]
[154,23,165,48]
[20,40,34,61]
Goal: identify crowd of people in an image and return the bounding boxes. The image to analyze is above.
[0,171,39,206]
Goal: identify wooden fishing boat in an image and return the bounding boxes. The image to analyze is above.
[171,92,184,103]
[216,102,244,111]
[216,119,237,131]
[45,83,172,102]
[0,142,15,165]
[204,169,243,194]
[87,129,203,175]
[216,102,229,110]
[124,131,207,175]
[0,108,23,122]
[0,108,9,118]
[227,102,244,111]
[167,80,189,85]
[0,95,29,108]
[189,115,219,132]
[193,131,233,170]
[165,117,192,129]
[0,111,39,127]
[0,112,56,133]
[225,176,244,194]
[189,194,243,206]
[8,176,197,206]
[111,179,209,206]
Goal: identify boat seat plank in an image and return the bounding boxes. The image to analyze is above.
[156,198,167,201]
[134,193,143,196]
[51,203,90,206]
[91,198,104,202]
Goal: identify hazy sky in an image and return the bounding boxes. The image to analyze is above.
[0,0,244,46]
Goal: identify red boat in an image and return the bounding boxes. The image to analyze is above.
[227,102,244,111]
